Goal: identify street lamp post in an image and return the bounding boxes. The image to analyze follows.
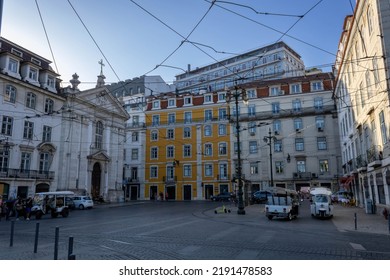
[227,86,248,215]
[264,128,277,188]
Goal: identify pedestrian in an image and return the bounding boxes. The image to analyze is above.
[165,192,169,201]
[14,197,25,220]
[25,196,33,220]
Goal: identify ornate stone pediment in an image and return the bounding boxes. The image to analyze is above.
[37,143,57,154]
[87,150,111,162]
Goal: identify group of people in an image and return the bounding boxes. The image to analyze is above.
[0,196,34,221]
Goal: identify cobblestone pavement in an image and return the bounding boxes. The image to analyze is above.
[0,200,389,260]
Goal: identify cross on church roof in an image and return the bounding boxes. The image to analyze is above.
[98,59,105,75]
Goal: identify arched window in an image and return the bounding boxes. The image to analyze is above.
[95,121,104,149]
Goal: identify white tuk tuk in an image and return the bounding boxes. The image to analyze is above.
[31,191,74,219]
[310,187,333,219]
[265,187,300,220]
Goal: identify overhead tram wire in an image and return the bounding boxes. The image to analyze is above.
[35,0,60,79]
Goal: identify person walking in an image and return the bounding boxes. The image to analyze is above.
[25,196,33,220]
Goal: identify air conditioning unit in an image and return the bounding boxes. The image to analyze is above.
[279,90,285,95]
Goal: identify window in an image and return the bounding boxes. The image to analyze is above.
[95,121,103,149]
[273,120,281,134]
[1,116,13,136]
[319,159,329,173]
[184,127,191,138]
[248,105,256,116]
[365,70,372,99]
[297,160,306,173]
[269,86,281,96]
[234,142,241,154]
[372,57,380,85]
[249,141,258,154]
[39,153,50,173]
[311,81,323,91]
[47,76,55,88]
[219,163,228,179]
[131,149,139,160]
[218,108,227,120]
[5,85,16,103]
[166,166,174,180]
[168,113,176,124]
[0,149,9,170]
[167,146,174,158]
[20,152,31,172]
[150,166,158,178]
[151,130,158,141]
[379,111,388,144]
[314,97,323,110]
[290,83,301,94]
[317,137,327,150]
[184,145,191,157]
[294,118,303,130]
[274,140,282,152]
[26,92,36,109]
[275,161,284,174]
[151,147,158,159]
[184,112,192,123]
[247,89,256,98]
[218,124,227,136]
[250,162,259,174]
[8,58,18,73]
[168,99,176,107]
[204,125,212,136]
[152,100,160,109]
[42,125,52,142]
[23,121,34,140]
[367,7,373,35]
[184,96,192,105]
[29,67,38,81]
[272,102,280,114]
[219,143,227,155]
[218,92,226,101]
[132,132,139,142]
[204,110,213,121]
[316,116,325,130]
[204,94,212,103]
[152,115,160,126]
[204,143,212,156]
[295,138,304,151]
[132,115,139,126]
[45,98,54,114]
[166,129,174,139]
[183,165,192,177]
[248,122,256,135]
[205,164,213,176]
[292,99,301,112]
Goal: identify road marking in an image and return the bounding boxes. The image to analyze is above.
[350,242,366,250]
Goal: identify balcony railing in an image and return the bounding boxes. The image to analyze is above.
[163,176,177,183]
[293,172,317,180]
[0,168,55,180]
[366,145,383,167]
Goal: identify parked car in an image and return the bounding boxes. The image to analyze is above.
[72,196,94,209]
[251,191,270,204]
[210,192,234,202]
[331,191,352,203]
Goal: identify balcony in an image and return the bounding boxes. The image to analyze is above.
[293,172,316,180]
[217,174,230,181]
[366,145,383,168]
[126,177,139,183]
[0,168,55,180]
[356,155,367,172]
[163,176,177,184]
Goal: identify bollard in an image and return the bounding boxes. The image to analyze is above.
[34,223,40,253]
[54,227,59,260]
[9,221,14,247]
[68,236,74,260]
[388,213,390,234]
[354,212,357,230]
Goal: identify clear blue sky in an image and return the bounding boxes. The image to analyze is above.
[1,0,354,90]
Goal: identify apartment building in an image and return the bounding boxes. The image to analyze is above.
[333,0,390,210]
[144,91,232,200]
[174,41,305,94]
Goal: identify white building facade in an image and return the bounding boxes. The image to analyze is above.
[333,0,390,211]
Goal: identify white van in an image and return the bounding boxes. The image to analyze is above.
[265,187,300,220]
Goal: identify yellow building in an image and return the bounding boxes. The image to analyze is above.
[144,91,233,200]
